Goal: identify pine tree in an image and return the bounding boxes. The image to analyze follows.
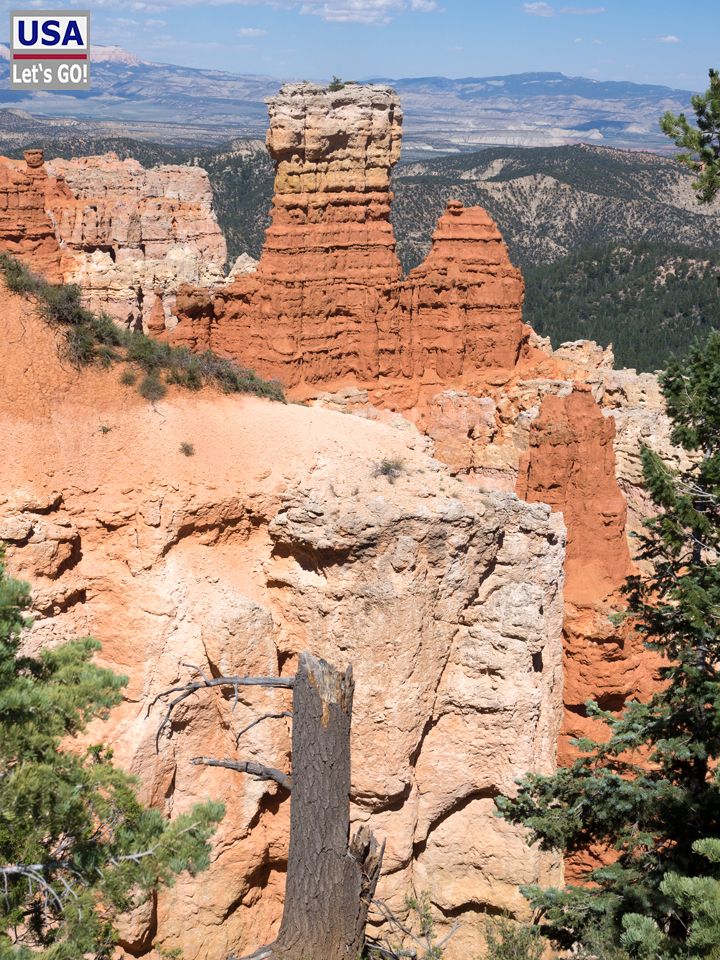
[497,331,720,956]
[661,68,720,203]
[0,550,224,958]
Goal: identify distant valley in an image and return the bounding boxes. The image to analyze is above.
[0,45,697,155]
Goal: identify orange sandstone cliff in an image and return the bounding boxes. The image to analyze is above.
[168,82,675,768]
[170,83,526,405]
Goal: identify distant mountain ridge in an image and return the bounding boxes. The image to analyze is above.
[0,46,695,153]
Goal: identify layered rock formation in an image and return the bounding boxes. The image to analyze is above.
[0,149,63,281]
[171,84,527,404]
[1,282,564,959]
[168,84,682,817]
[0,79,684,953]
[0,150,227,329]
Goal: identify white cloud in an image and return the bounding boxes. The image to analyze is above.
[656,34,680,43]
[0,0,437,24]
[89,0,440,24]
[297,0,438,23]
[523,2,555,15]
[238,26,267,35]
[560,5,606,13]
[523,2,605,16]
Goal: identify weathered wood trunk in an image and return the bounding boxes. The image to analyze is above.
[253,653,383,960]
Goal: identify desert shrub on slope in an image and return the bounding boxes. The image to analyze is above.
[0,254,285,402]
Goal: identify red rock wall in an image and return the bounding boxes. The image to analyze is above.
[171,84,526,400]
[0,151,64,282]
[517,387,659,762]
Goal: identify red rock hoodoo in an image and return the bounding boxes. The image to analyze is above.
[171,83,526,403]
[517,387,660,761]
[170,82,672,774]
[0,150,64,281]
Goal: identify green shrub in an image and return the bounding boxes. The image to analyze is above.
[120,368,137,386]
[484,918,546,960]
[0,253,36,293]
[139,373,167,402]
[375,458,405,483]
[179,441,195,457]
[0,550,224,956]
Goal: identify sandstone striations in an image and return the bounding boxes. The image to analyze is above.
[45,154,227,329]
[0,281,564,959]
[0,150,64,281]
[0,150,227,329]
[169,82,678,799]
[171,84,527,403]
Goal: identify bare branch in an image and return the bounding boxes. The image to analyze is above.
[149,673,294,750]
[235,711,292,745]
[190,756,291,792]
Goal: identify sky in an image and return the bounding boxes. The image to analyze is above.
[3,0,719,89]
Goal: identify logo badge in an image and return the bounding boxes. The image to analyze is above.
[10,10,90,90]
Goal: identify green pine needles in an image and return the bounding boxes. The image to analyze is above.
[0,551,224,958]
[661,68,720,204]
[497,331,720,957]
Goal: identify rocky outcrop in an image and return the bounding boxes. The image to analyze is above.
[0,282,565,959]
[0,150,227,329]
[398,201,525,378]
[516,387,659,760]
[0,150,64,281]
[169,81,679,801]
[0,78,686,948]
[171,85,527,403]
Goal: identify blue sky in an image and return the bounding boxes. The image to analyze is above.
[4,0,718,88]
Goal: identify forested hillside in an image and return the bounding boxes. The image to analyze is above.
[391,143,720,271]
[524,242,720,370]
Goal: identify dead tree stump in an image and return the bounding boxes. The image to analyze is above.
[267,653,383,960]
[154,652,383,960]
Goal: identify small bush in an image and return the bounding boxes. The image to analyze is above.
[139,373,167,403]
[484,918,546,960]
[98,424,112,434]
[179,442,195,457]
[120,368,137,386]
[375,458,405,483]
[0,253,36,294]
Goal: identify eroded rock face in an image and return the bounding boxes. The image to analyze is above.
[0,79,685,947]
[171,84,527,402]
[45,155,227,329]
[0,150,227,329]
[0,284,564,959]
[0,151,64,281]
[170,82,679,810]
[516,387,660,760]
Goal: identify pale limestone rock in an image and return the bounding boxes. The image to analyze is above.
[44,154,227,330]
